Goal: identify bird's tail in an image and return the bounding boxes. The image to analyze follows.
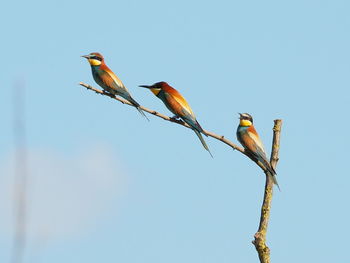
[264,162,280,191]
[136,106,149,121]
[269,172,280,191]
[256,156,281,191]
[194,130,213,158]
[195,120,208,136]
[128,96,149,121]
[251,152,280,191]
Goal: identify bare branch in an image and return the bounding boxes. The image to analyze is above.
[252,119,282,263]
[79,82,283,263]
[79,82,270,171]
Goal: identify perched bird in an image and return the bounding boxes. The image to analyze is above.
[82,52,148,120]
[139,81,212,157]
[236,113,280,189]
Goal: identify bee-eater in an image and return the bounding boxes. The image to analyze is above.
[139,81,212,157]
[82,52,148,120]
[236,113,280,189]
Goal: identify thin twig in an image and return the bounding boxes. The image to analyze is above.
[79,82,283,262]
[252,119,282,263]
[79,82,270,172]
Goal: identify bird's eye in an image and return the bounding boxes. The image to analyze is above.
[92,56,102,61]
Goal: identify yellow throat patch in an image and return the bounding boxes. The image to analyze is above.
[240,119,252,127]
[151,88,161,96]
[88,58,102,66]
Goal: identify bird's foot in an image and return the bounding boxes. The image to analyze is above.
[170,115,181,121]
[102,90,115,97]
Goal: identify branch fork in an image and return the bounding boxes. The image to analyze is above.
[79,82,283,263]
[252,120,282,263]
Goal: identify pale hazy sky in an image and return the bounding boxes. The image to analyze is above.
[1,0,349,262]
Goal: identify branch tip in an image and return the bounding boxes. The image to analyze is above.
[79,82,283,263]
[253,119,282,263]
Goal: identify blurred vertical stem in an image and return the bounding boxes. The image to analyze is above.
[12,80,27,263]
[252,119,282,263]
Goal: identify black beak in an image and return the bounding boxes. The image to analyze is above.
[238,113,243,119]
[81,55,90,59]
[139,85,151,89]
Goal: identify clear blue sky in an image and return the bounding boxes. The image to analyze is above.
[1,0,349,262]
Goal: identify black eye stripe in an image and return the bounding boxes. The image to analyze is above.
[241,116,253,122]
[91,56,102,61]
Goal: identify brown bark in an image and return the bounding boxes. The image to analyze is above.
[79,82,283,263]
[252,120,282,263]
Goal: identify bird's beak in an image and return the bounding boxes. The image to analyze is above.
[81,55,90,59]
[139,85,151,89]
[238,113,243,119]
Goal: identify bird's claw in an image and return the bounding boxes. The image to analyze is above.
[170,115,180,121]
[102,90,114,97]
